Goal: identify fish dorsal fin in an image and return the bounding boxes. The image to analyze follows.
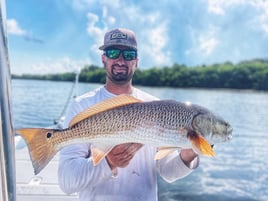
[69,94,142,127]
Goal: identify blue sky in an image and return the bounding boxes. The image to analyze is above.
[6,0,268,75]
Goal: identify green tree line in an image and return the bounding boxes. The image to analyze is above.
[12,59,268,90]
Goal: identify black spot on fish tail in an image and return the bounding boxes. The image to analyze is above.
[46,132,52,138]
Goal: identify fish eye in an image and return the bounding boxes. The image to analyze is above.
[46,132,52,138]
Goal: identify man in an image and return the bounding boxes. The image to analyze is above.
[58,28,199,201]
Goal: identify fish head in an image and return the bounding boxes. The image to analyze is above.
[192,112,233,144]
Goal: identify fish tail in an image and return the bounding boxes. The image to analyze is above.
[16,128,57,174]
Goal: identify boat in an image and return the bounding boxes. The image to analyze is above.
[0,1,78,200]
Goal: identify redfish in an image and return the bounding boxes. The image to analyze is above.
[16,95,232,174]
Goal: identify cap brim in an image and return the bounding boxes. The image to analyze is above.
[99,45,106,50]
[99,44,137,51]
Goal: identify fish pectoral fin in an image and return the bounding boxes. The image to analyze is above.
[188,133,215,156]
[154,147,179,160]
[69,95,142,127]
[91,144,115,166]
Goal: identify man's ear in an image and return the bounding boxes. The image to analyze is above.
[135,58,139,68]
[101,54,106,65]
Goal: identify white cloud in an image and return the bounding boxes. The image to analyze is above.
[12,57,90,75]
[143,23,171,66]
[7,18,43,43]
[86,12,107,53]
[252,1,268,36]
[101,0,121,9]
[185,27,219,60]
[70,0,98,11]
[84,1,171,68]
[33,57,88,74]
[207,0,247,15]
[86,12,102,35]
[199,37,219,56]
[102,7,116,26]
[207,0,268,36]
[7,19,26,36]
[107,16,116,26]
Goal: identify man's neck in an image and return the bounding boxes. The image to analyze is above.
[105,81,133,95]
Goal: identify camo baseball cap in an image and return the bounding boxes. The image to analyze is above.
[99,28,137,50]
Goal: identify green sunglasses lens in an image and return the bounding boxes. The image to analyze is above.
[123,50,137,60]
[106,49,121,59]
[105,49,137,60]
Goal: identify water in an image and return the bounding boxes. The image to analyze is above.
[11,79,268,201]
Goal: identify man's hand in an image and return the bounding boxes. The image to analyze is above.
[180,148,199,168]
[106,143,143,171]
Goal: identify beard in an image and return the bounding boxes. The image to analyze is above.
[107,64,134,84]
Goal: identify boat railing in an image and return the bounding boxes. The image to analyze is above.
[0,0,17,200]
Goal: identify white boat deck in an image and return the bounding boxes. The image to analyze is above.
[15,137,78,201]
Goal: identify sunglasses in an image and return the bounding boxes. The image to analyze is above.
[104,49,137,61]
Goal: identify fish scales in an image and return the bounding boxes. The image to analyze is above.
[54,101,196,148]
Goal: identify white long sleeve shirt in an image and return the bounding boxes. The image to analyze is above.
[58,86,199,201]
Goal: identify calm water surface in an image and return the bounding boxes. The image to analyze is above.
[12,79,268,201]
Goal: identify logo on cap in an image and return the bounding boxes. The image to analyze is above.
[110,32,127,40]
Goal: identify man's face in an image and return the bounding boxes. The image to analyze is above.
[102,45,138,84]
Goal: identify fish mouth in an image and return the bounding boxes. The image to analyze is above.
[226,134,232,141]
[226,126,233,141]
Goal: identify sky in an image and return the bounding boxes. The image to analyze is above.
[5,0,268,75]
